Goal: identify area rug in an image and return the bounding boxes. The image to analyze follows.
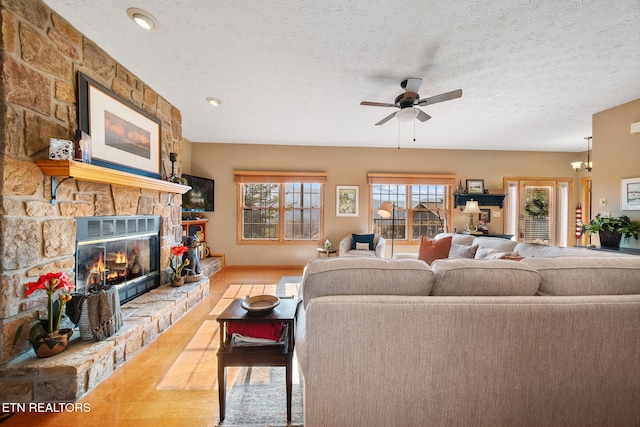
[215,365,304,427]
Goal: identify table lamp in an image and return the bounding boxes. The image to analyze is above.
[462,200,481,231]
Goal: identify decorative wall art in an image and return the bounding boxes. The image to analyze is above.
[336,186,359,217]
[479,208,491,223]
[466,179,485,194]
[78,72,161,178]
[621,177,640,210]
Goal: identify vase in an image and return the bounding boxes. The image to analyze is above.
[171,276,185,287]
[30,328,72,358]
[599,230,622,248]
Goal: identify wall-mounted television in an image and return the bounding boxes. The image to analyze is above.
[182,174,214,212]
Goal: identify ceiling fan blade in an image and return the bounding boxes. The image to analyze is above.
[416,109,431,122]
[404,78,422,93]
[375,111,397,126]
[361,101,396,108]
[417,89,463,106]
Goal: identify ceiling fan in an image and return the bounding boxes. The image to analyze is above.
[361,78,462,126]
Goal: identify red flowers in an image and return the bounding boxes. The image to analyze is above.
[24,272,74,297]
[169,245,190,281]
[171,245,189,257]
[22,272,75,336]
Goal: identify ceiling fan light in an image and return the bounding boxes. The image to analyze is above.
[396,107,418,122]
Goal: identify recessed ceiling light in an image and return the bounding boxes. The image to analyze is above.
[206,97,222,106]
[127,8,159,30]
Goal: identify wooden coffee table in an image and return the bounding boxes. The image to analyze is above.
[216,298,298,422]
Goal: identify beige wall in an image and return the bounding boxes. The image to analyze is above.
[592,98,640,248]
[182,138,193,174]
[190,143,578,265]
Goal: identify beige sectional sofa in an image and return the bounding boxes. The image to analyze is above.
[296,240,640,427]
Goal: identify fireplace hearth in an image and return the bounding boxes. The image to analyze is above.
[75,216,161,304]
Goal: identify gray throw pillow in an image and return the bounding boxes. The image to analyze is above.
[449,244,477,259]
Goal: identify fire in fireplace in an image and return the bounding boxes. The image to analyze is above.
[75,216,160,304]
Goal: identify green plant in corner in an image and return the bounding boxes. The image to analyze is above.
[581,214,640,240]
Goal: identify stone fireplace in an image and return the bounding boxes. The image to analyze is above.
[0,0,208,402]
[75,215,160,304]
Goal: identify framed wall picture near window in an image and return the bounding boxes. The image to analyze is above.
[336,186,359,217]
[621,177,640,210]
[466,179,485,194]
[77,72,161,178]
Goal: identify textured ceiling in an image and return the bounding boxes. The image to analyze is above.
[44,0,640,152]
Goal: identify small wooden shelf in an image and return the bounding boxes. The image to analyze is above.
[36,160,191,194]
[181,219,209,242]
[454,193,506,208]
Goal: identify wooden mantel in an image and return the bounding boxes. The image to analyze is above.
[36,160,191,194]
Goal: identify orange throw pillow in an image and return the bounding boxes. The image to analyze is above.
[418,236,452,265]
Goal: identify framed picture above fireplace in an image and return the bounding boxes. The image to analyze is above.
[77,72,161,178]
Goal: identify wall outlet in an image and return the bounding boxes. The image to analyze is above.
[493,211,501,217]
[599,198,607,207]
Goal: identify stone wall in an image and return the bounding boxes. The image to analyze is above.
[0,0,185,365]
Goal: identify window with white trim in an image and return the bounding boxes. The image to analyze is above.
[235,171,326,243]
[369,174,454,242]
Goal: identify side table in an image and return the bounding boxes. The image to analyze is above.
[216,298,298,422]
[316,247,338,257]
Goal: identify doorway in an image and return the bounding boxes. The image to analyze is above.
[504,178,572,246]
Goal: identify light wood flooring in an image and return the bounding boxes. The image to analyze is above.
[2,267,304,427]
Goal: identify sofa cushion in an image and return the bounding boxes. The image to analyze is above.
[521,256,640,295]
[418,236,452,265]
[351,233,375,250]
[431,259,540,296]
[301,258,434,308]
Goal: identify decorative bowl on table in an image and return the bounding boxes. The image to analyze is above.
[241,295,280,315]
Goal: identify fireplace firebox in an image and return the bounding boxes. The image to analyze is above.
[75,216,161,304]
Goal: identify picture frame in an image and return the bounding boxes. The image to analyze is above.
[621,177,640,210]
[466,179,485,194]
[479,208,491,223]
[336,186,359,217]
[77,72,161,178]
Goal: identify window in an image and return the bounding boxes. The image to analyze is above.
[368,174,454,243]
[235,171,326,243]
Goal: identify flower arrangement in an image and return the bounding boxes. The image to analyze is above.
[13,272,75,346]
[169,244,190,281]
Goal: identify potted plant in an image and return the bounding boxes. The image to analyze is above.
[581,214,640,248]
[169,244,190,286]
[13,272,75,357]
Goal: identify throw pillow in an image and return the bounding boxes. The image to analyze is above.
[355,242,370,250]
[351,233,375,250]
[475,248,505,259]
[449,244,478,259]
[475,247,524,260]
[418,236,452,265]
